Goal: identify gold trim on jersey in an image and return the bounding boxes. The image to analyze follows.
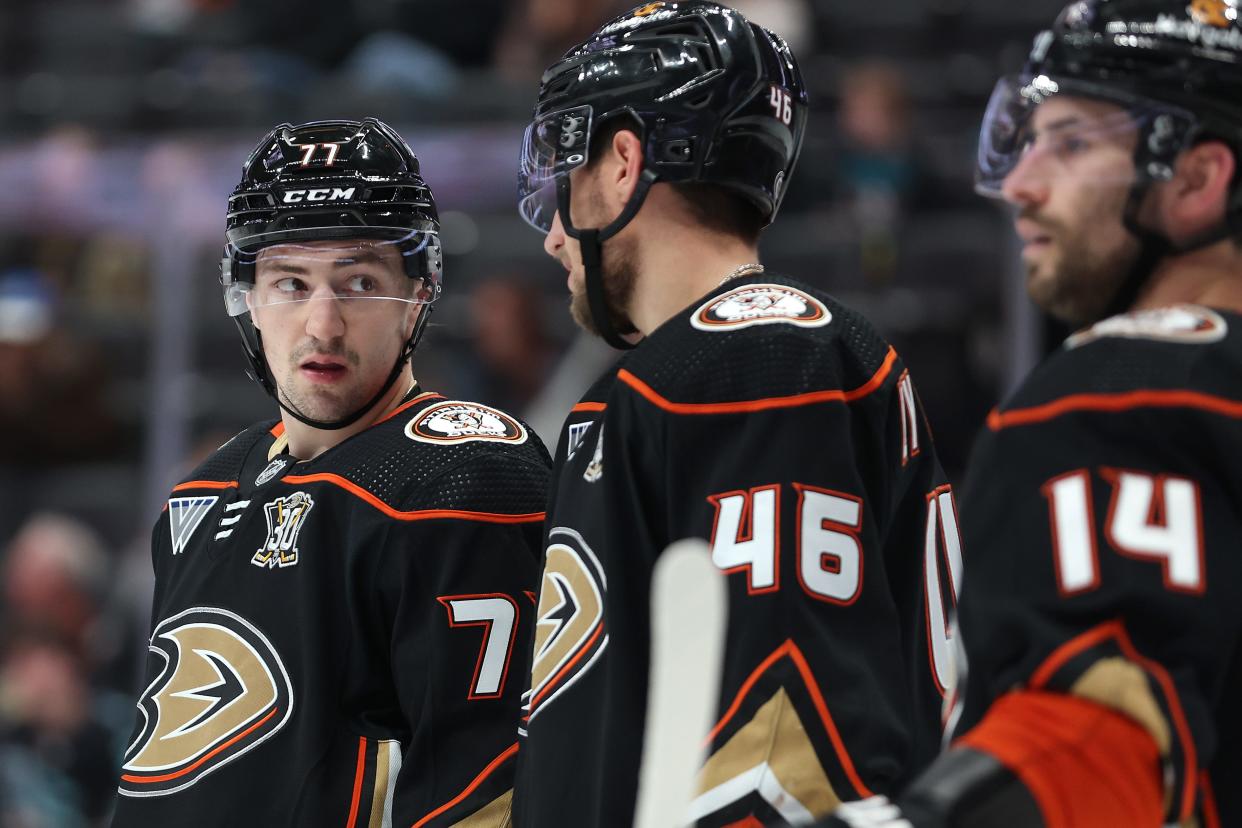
[448,789,513,827]
[690,687,841,821]
[1070,656,1172,754]
[267,432,289,462]
[368,739,402,828]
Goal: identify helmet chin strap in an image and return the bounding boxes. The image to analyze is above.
[260,305,432,432]
[1101,181,1239,323]
[556,170,658,350]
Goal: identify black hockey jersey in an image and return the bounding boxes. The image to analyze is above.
[512,276,959,827]
[951,305,1242,826]
[112,391,550,827]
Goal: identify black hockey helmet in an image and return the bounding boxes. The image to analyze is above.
[516,1,807,348]
[977,0,1242,319]
[518,0,808,232]
[221,118,443,429]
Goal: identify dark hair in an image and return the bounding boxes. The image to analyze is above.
[586,116,765,246]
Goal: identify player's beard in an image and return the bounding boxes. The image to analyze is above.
[1023,210,1141,328]
[569,241,640,338]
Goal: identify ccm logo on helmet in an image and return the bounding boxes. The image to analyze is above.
[280,187,356,204]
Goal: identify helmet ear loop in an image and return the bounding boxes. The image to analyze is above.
[555,169,658,350]
[250,326,277,395]
[236,315,278,397]
[406,299,433,359]
[1101,127,1179,324]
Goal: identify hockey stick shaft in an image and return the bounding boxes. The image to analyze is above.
[633,538,728,828]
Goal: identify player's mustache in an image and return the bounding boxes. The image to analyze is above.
[1016,209,1060,238]
[290,340,360,367]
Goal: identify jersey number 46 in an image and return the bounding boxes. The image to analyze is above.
[708,483,963,695]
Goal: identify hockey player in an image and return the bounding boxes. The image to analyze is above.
[111,119,550,826]
[511,4,961,825]
[824,1,1242,826]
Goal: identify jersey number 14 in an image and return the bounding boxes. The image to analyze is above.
[1043,468,1204,596]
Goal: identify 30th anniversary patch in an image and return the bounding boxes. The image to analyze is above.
[405,401,529,445]
[691,283,832,332]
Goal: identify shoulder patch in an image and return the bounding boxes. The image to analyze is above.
[405,400,529,446]
[690,283,831,332]
[1066,305,1227,349]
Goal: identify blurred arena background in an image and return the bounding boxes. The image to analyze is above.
[0,0,1069,824]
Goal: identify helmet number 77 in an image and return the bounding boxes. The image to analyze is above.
[298,142,342,167]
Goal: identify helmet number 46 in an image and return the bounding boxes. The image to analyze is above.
[769,85,793,126]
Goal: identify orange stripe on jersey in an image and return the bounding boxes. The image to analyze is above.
[957,691,1162,827]
[988,389,1242,431]
[279,473,545,524]
[121,706,279,784]
[617,347,898,416]
[376,391,443,425]
[345,736,367,828]
[723,817,765,828]
[572,401,607,413]
[1200,772,1221,828]
[270,422,285,437]
[1029,619,1198,821]
[705,639,874,799]
[171,480,239,492]
[411,742,519,828]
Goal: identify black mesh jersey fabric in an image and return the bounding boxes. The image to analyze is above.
[399,448,552,514]
[629,273,894,404]
[176,400,551,516]
[1005,307,1242,408]
[181,421,279,484]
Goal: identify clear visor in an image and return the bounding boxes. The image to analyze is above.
[975,75,1194,198]
[224,230,437,318]
[517,105,593,233]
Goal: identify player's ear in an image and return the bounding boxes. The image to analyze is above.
[1165,140,1235,241]
[610,129,645,206]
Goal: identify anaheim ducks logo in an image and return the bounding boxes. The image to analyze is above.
[119,607,293,797]
[527,527,608,721]
[602,0,675,33]
[691,284,832,332]
[406,401,528,445]
[1065,305,1228,349]
[1189,0,1235,28]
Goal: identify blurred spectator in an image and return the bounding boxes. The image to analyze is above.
[1,514,109,667]
[0,631,116,828]
[463,276,558,415]
[30,128,100,232]
[0,513,132,827]
[0,269,118,466]
[341,31,460,99]
[834,60,922,286]
[359,0,510,69]
[494,0,628,82]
